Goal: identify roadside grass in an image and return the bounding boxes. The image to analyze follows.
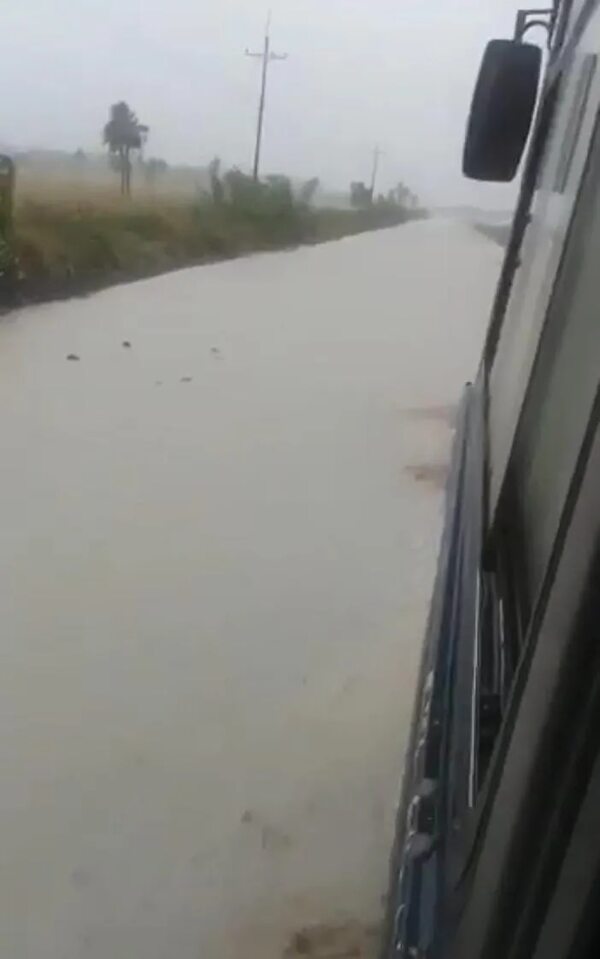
[9,176,425,304]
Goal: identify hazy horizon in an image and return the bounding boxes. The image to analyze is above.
[0,0,531,207]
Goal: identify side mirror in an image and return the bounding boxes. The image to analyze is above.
[463,39,542,181]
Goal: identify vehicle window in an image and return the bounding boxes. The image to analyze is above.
[554,53,597,191]
[513,109,600,608]
[487,19,600,520]
[471,89,600,795]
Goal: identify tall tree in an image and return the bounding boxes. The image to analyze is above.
[103,102,149,196]
[350,181,372,209]
[395,182,410,208]
[298,177,320,206]
[208,157,224,205]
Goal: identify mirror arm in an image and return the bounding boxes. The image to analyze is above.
[514,7,554,44]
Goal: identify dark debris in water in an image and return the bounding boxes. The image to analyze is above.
[405,463,448,489]
[66,353,80,361]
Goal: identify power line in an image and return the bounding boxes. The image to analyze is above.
[245,12,288,181]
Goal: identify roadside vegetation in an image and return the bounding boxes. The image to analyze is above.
[2,101,426,306]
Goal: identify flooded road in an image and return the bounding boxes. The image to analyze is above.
[0,219,501,959]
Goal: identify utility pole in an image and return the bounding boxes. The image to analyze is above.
[245,12,288,181]
[370,146,382,201]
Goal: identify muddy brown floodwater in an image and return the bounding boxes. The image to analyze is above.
[0,220,501,959]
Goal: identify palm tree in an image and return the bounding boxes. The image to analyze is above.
[103,102,149,196]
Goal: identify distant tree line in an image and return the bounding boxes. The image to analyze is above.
[350,180,419,211]
[98,99,419,216]
[206,156,320,211]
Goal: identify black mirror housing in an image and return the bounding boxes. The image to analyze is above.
[463,39,542,182]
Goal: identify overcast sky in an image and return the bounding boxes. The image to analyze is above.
[0,0,527,206]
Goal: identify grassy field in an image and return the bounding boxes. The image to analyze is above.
[7,174,424,306]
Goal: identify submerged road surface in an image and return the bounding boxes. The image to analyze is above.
[0,219,501,959]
